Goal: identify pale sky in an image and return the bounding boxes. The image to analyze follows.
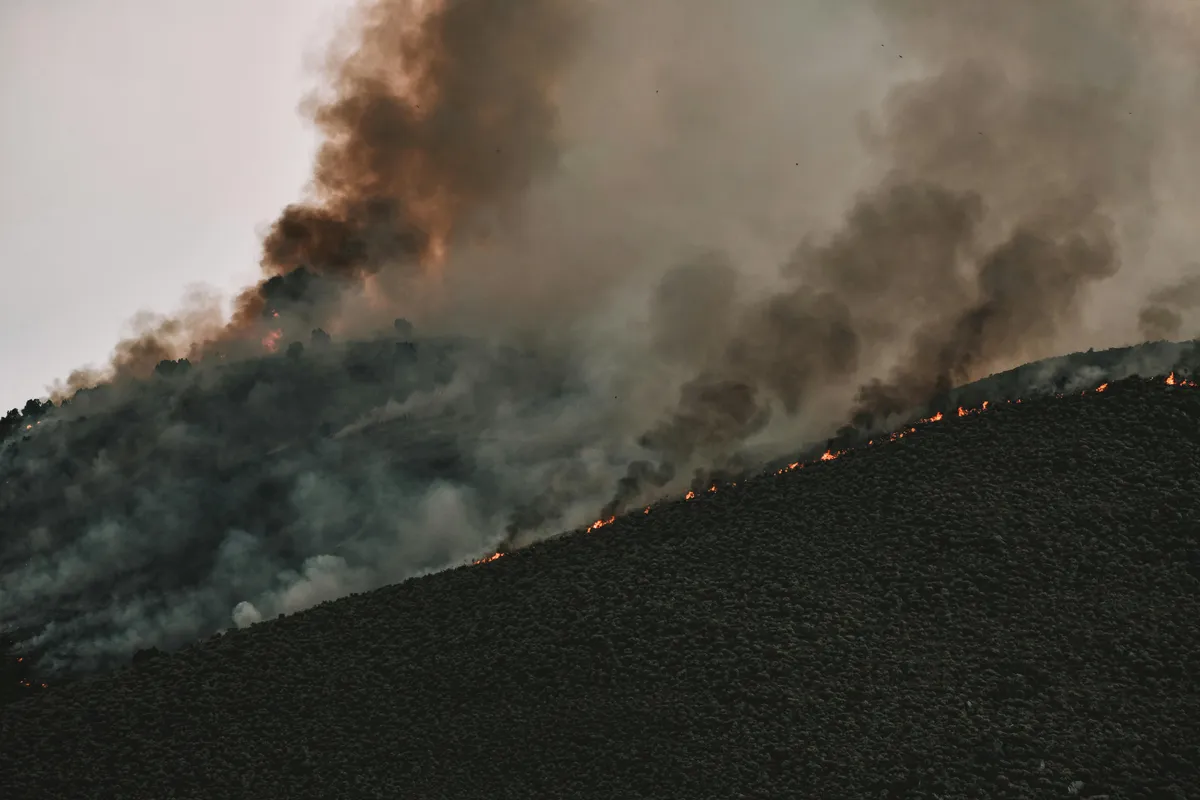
[0,0,354,412]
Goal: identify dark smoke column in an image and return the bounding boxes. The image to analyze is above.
[233,0,585,327]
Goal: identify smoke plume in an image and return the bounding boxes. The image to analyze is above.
[6,0,1200,676]
[605,0,1200,509]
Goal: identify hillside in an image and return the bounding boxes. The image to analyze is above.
[2,374,1198,799]
[0,325,600,681]
[2,334,1195,686]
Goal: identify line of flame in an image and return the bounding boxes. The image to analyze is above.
[465,373,1193,568]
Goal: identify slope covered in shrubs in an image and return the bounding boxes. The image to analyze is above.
[2,374,1198,799]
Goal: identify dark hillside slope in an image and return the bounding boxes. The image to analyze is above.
[3,377,1200,799]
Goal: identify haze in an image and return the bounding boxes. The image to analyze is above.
[0,0,353,411]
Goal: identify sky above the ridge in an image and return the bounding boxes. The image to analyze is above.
[0,0,353,411]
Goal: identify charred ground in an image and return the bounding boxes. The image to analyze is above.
[2,363,1199,798]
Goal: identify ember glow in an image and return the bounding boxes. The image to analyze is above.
[586,516,617,533]
[262,329,283,353]
[467,374,1195,569]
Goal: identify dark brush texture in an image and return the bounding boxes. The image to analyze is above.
[3,377,1200,799]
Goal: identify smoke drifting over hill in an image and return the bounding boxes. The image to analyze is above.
[5,0,1200,676]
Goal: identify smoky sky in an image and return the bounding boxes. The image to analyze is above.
[6,0,1200,675]
[600,0,1200,510]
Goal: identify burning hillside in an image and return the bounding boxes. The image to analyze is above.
[7,0,1200,691]
[7,0,1200,791]
[3,373,1200,797]
[2,335,1196,701]
[472,363,1200,568]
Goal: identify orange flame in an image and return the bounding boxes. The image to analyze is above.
[262,329,283,352]
[469,368,1196,570]
[586,516,616,533]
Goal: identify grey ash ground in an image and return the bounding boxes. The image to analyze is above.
[3,376,1200,799]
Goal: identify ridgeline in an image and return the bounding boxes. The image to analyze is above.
[2,370,1198,798]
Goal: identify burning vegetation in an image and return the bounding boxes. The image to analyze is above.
[463,369,1196,573]
[7,0,1200,704]
[5,362,1200,800]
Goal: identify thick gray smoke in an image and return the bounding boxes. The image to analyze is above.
[605,0,1200,505]
[5,0,1200,675]
[1139,275,1200,340]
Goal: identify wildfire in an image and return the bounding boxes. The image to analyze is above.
[587,516,617,533]
[262,329,283,352]
[1165,372,1197,387]
[469,371,1194,569]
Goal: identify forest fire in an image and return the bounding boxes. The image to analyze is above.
[587,516,617,533]
[465,372,1197,570]
[262,329,283,353]
[1166,372,1197,387]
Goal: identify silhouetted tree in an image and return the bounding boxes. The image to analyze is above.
[154,358,193,378]
[21,398,50,419]
[0,408,20,440]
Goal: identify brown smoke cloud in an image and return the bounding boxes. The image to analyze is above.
[260,0,582,280]
[38,0,1200,513]
[81,0,585,387]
